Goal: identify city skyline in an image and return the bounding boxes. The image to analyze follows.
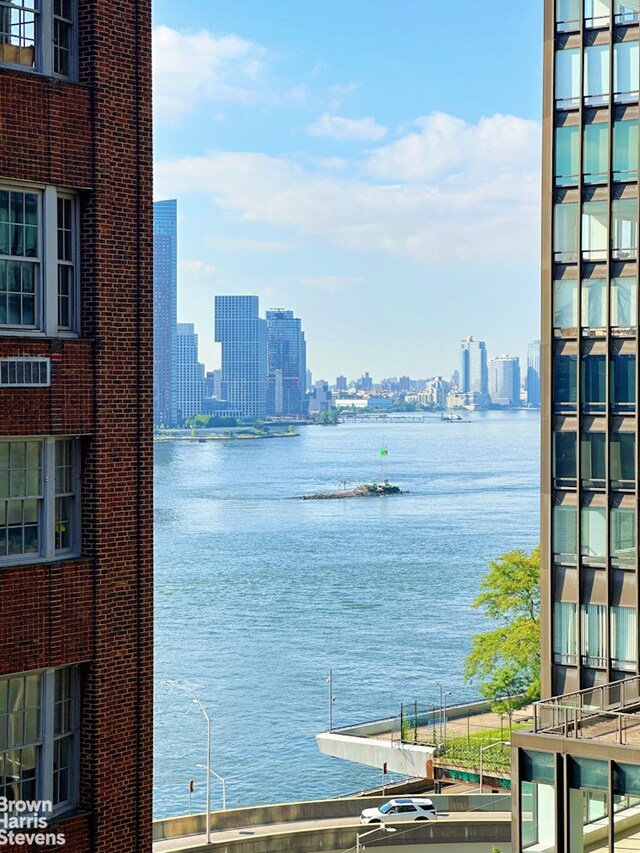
[152,0,543,378]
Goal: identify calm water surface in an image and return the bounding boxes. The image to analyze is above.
[153,411,539,817]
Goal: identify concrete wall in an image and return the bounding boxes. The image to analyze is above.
[154,820,510,853]
[317,732,436,775]
[153,794,511,841]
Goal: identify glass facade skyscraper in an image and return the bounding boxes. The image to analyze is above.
[153,199,177,427]
[512,4,640,850]
[266,310,308,417]
[176,323,205,424]
[214,295,267,419]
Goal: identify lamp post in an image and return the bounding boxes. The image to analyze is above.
[327,669,334,732]
[479,740,510,793]
[196,763,227,811]
[443,691,451,744]
[356,825,396,853]
[193,699,211,844]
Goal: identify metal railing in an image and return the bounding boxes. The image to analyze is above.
[533,675,640,745]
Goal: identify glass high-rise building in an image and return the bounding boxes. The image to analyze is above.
[488,355,521,406]
[511,4,640,850]
[214,295,267,419]
[154,199,177,427]
[176,323,205,424]
[460,336,489,404]
[527,339,541,406]
[266,310,307,417]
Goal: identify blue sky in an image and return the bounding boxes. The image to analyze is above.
[152,1,543,380]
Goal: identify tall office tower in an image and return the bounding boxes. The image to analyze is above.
[214,296,267,418]
[0,3,152,852]
[527,339,541,406]
[336,375,348,392]
[511,4,640,850]
[488,355,521,406]
[153,199,177,427]
[460,336,489,400]
[265,310,307,416]
[176,323,205,424]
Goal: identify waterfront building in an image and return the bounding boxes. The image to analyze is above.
[306,369,313,391]
[308,381,333,413]
[176,323,205,424]
[336,375,348,391]
[460,336,489,404]
[357,372,373,392]
[154,199,177,427]
[0,3,153,851]
[422,376,450,408]
[488,355,521,407]
[214,295,267,419]
[527,339,541,406]
[511,4,640,850]
[265,310,307,417]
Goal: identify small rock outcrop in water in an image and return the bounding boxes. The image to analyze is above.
[299,483,402,500]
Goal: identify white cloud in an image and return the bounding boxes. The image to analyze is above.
[153,26,270,121]
[155,111,541,266]
[301,275,364,293]
[308,113,387,141]
[180,259,217,279]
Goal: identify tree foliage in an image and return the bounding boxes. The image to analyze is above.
[464,546,540,715]
[316,409,340,425]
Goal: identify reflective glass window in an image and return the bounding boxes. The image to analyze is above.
[582,353,606,411]
[581,604,606,666]
[582,278,607,327]
[610,433,635,485]
[582,201,609,261]
[581,432,606,484]
[585,0,611,26]
[554,505,578,559]
[554,354,578,410]
[615,41,640,103]
[611,606,637,670]
[615,0,640,24]
[557,0,581,28]
[584,123,609,183]
[556,48,581,107]
[614,120,639,182]
[554,279,578,328]
[554,431,577,483]
[611,352,636,411]
[612,199,638,260]
[554,600,578,663]
[556,125,580,186]
[611,507,636,565]
[585,45,610,105]
[610,277,636,327]
[555,203,579,262]
[581,506,607,561]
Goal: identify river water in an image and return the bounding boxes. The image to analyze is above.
[153,410,540,818]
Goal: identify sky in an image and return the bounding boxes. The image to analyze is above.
[152,0,544,381]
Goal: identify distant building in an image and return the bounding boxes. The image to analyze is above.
[265,310,307,416]
[489,356,521,407]
[460,336,489,403]
[526,339,541,406]
[357,372,373,392]
[308,381,334,413]
[176,323,205,424]
[367,396,394,410]
[214,295,267,419]
[306,369,313,391]
[423,376,449,408]
[336,375,348,392]
[154,199,178,426]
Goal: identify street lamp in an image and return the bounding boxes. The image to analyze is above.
[196,763,227,811]
[356,826,396,853]
[479,740,510,794]
[443,691,451,744]
[327,669,335,732]
[193,699,211,844]
[438,685,451,743]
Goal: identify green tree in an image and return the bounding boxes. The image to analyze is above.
[464,546,540,726]
[316,409,339,425]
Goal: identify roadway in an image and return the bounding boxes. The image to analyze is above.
[153,810,511,852]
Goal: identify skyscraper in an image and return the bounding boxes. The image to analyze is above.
[526,339,541,406]
[0,3,153,851]
[460,336,489,403]
[265,310,307,417]
[154,199,177,427]
[511,4,640,849]
[176,323,205,424]
[214,296,267,418]
[488,355,521,407]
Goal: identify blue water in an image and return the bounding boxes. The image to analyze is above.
[153,410,540,818]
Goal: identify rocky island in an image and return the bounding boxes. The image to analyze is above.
[299,483,402,500]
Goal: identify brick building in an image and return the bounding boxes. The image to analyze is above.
[0,2,153,851]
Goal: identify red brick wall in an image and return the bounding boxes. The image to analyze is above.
[0,1,153,851]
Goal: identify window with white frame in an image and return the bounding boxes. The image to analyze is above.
[0,0,76,79]
[0,186,78,335]
[0,437,80,564]
[0,665,80,814]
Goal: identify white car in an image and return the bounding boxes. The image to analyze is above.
[360,797,438,824]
